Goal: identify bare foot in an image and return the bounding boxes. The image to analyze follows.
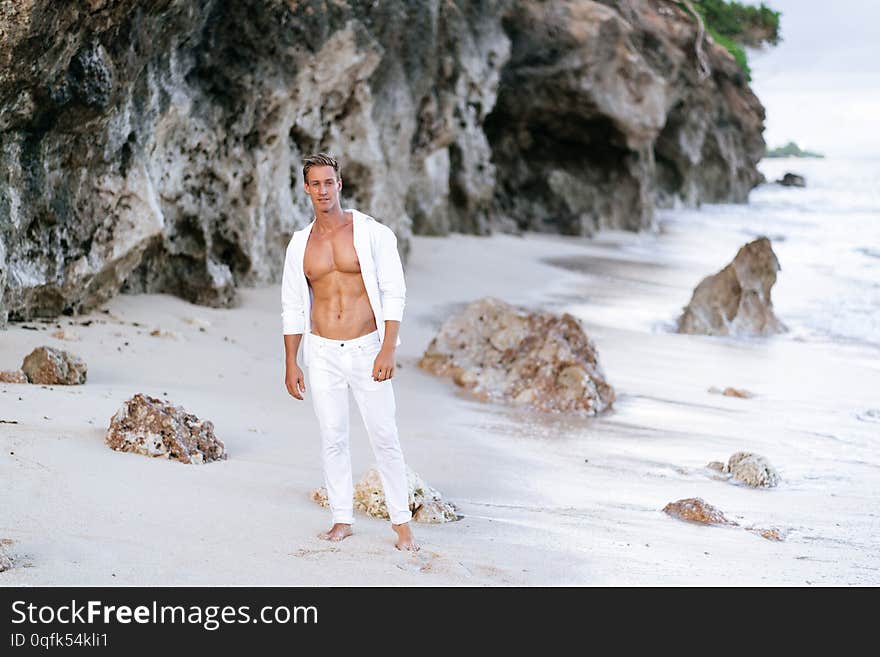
[318,523,353,542]
[392,522,420,551]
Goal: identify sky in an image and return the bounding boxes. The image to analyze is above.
[746,0,880,158]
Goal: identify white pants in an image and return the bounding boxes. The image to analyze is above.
[305,329,412,525]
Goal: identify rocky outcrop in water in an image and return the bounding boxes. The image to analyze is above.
[776,172,806,187]
[311,466,458,523]
[419,297,615,415]
[677,237,786,336]
[106,392,226,463]
[1,0,767,325]
[21,346,87,384]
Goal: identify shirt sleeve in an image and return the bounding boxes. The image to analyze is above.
[375,224,406,322]
[281,238,306,335]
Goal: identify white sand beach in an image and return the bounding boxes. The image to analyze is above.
[2,168,879,585]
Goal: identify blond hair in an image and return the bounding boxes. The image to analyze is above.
[302,152,340,183]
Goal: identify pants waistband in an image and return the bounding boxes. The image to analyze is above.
[309,329,380,349]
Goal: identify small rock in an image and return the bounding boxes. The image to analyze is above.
[708,386,754,398]
[182,317,212,329]
[0,543,13,572]
[725,452,779,487]
[311,466,459,523]
[149,328,181,340]
[662,497,738,526]
[776,172,806,187]
[0,370,28,384]
[750,527,785,541]
[706,461,725,471]
[723,387,753,398]
[106,393,226,464]
[50,328,81,341]
[21,346,87,385]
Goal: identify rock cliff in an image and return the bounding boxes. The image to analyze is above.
[0,0,765,323]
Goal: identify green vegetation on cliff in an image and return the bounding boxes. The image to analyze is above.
[766,141,825,158]
[679,0,782,81]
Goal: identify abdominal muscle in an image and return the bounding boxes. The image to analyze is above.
[308,271,378,340]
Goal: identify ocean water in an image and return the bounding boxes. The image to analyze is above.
[473,155,880,583]
[662,156,880,350]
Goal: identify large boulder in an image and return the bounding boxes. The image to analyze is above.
[106,393,226,464]
[419,297,615,415]
[311,466,458,524]
[677,237,786,336]
[21,346,87,385]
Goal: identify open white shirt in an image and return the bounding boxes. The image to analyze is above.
[281,208,406,368]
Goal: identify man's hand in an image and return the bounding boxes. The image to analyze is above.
[285,363,306,400]
[372,347,396,381]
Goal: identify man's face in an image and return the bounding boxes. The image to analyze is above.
[304,165,342,212]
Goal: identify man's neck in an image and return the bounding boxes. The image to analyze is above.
[312,204,350,233]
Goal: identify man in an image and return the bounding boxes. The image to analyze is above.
[281,152,418,552]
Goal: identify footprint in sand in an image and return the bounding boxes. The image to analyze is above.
[395,551,476,578]
[290,546,341,559]
[395,549,440,574]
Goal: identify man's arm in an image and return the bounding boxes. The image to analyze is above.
[373,320,400,382]
[283,334,305,399]
[281,239,306,337]
[283,333,303,367]
[372,225,405,382]
[281,239,306,399]
[375,225,406,350]
[382,320,401,346]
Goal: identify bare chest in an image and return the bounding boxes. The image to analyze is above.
[303,221,362,283]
